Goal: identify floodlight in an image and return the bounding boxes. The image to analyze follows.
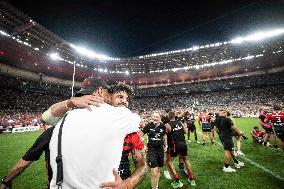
[49,53,60,60]
[231,28,284,44]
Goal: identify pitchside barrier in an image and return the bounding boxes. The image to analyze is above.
[11,126,40,133]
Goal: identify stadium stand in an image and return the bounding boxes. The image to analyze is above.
[0,1,284,130]
[0,72,283,129]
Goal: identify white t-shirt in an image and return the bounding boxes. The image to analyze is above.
[49,103,141,189]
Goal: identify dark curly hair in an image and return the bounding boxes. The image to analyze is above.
[108,82,133,99]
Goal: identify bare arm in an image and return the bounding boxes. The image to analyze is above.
[99,149,148,189]
[182,123,188,134]
[231,124,242,136]
[214,126,220,135]
[198,118,201,127]
[250,131,257,138]
[41,95,104,125]
[259,118,268,128]
[129,149,148,188]
[0,159,32,189]
[163,135,168,152]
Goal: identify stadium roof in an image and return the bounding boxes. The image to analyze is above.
[5,0,284,57]
[0,0,284,85]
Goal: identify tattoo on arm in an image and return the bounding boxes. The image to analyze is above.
[130,149,148,187]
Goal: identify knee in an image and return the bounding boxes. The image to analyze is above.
[152,169,159,177]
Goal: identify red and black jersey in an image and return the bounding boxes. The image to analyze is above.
[199,113,211,124]
[252,130,265,137]
[118,131,144,180]
[266,111,284,125]
[167,120,186,147]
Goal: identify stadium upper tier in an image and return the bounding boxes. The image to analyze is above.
[0,1,284,85]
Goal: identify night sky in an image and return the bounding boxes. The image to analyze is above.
[7,0,284,57]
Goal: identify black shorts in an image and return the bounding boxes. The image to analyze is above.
[147,148,164,168]
[220,135,234,151]
[169,142,187,157]
[202,123,212,132]
[278,134,284,141]
[187,123,196,132]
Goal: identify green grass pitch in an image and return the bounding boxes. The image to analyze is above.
[0,118,284,188]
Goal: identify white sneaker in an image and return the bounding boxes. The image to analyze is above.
[237,151,245,156]
[195,141,200,144]
[188,139,191,143]
[235,161,244,168]
[164,171,171,179]
[234,151,238,156]
[223,166,236,172]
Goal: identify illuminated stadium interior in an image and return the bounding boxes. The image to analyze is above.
[0,1,284,86]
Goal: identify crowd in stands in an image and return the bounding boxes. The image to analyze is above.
[131,86,284,119]
[0,72,283,129]
[134,72,284,97]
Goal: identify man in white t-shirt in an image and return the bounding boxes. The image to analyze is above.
[48,78,141,189]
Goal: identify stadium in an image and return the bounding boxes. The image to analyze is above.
[0,0,284,189]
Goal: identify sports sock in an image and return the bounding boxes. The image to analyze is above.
[174,173,179,181]
[264,141,267,146]
[225,163,229,168]
[188,172,193,180]
[195,136,197,141]
[274,145,278,149]
[233,158,239,164]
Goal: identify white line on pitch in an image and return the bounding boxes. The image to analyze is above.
[196,131,284,181]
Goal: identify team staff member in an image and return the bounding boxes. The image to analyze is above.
[258,108,277,148]
[48,78,141,189]
[215,110,244,173]
[165,111,196,188]
[265,105,284,152]
[143,112,167,189]
[198,110,215,145]
[41,81,147,189]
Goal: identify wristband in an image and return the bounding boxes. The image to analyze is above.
[65,99,75,110]
[1,176,11,186]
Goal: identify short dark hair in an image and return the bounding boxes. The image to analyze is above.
[108,82,133,98]
[226,111,231,117]
[168,111,175,120]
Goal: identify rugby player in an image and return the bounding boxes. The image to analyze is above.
[165,111,196,188]
[198,110,215,145]
[215,110,244,173]
[250,126,266,144]
[265,105,284,152]
[258,108,277,148]
[142,112,167,189]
